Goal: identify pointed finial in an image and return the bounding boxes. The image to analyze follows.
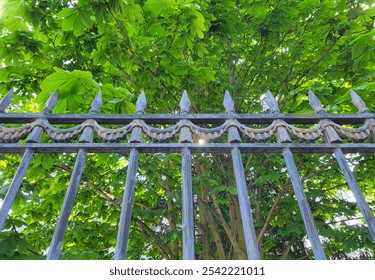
[90,90,102,114]
[0,88,15,112]
[350,90,370,113]
[180,90,191,114]
[136,91,147,114]
[223,90,235,113]
[42,90,59,114]
[265,90,280,113]
[308,90,325,113]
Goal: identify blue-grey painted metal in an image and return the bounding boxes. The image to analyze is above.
[0,88,14,112]
[342,90,375,240]
[350,90,370,113]
[334,148,375,241]
[47,91,102,260]
[114,148,140,260]
[179,91,195,260]
[231,147,261,259]
[267,90,325,259]
[267,91,325,259]
[1,88,374,260]
[309,90,375,244]
[181,146,195,260]
[47,149,87,260]
[114,92,146,260]
[1,142,375,154]
[308,90,325,114]
[283,147,326,260]
[0,90,58,232]
[225,91,260,259]
[0,148,34,231]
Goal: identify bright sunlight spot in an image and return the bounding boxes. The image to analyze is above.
[117,157,128,169]
[198,138,206,145]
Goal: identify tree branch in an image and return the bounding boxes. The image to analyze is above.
[114,63,141,94]
[281,235,297,260]
[135,218,175,259]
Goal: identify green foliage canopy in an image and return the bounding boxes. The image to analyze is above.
[0,0,375,259]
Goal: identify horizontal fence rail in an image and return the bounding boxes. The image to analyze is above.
[1,143,375,154]
[0,88,375,260]
[1,112,375,125]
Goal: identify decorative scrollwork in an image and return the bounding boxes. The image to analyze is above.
[0,122,35,143]
[238,120,276,142]
[330,120,373,142]
[189,120,229,142]
[0,117,374,144]
[139,120,182,142]
[44,119,88,143]
[285,122,323,142]
[94,122,133,143]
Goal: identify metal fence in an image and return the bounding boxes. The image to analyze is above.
[0,88,374,260]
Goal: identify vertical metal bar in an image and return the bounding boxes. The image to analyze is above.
[0,88,15,112]
[224,90,259,259]
[334,148,375,241]
[181,146,195,260]
[231,147,260,260]
[47,91,101,259]
[0,90,58,232]
[179,90,195,259]
[114,91,146,260]
[283,147,326,260]
[114,148,139,260]
[0,88,27,231]
[0,148,34,231]
[339,91,375,241]
[47,149,87,260]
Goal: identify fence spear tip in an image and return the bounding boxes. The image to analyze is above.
[90,90,103,114]
[308,90,325,114]
[223,90,235,113]
[264,90,280,113]
[43,90,59,114]
[350,89,369,113]
[0,88,15,112]
[136,90,147,114]
[180,90,191,113]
